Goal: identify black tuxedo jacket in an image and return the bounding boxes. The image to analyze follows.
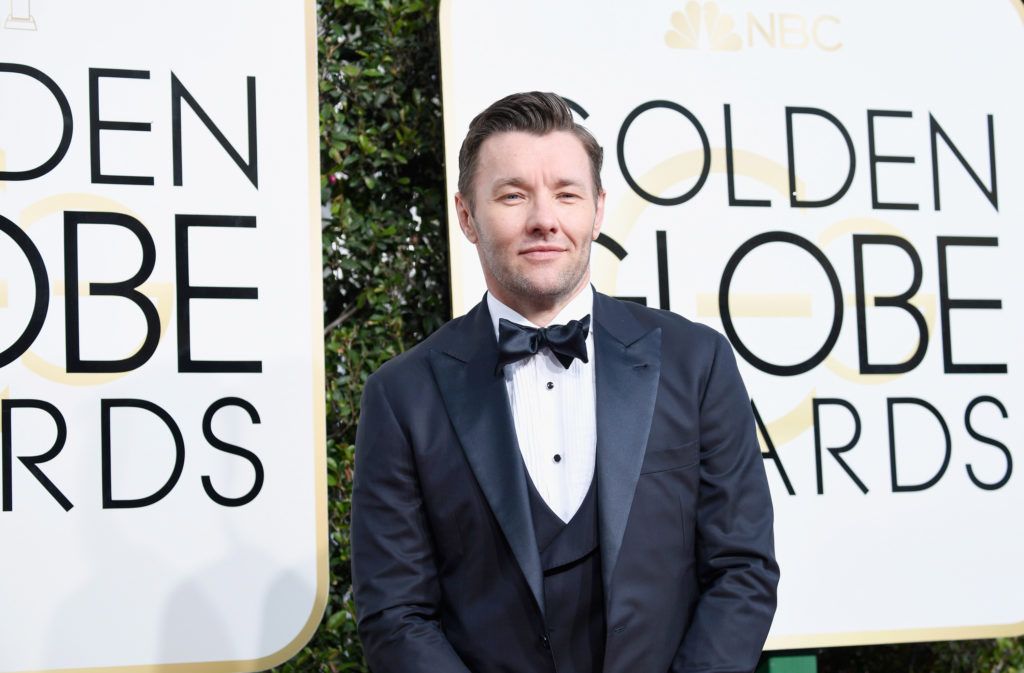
[351,292,779,673]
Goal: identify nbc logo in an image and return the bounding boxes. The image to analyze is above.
[665,1,841,52]
[666,1,742,51]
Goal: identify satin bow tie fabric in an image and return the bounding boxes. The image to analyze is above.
[496,315,591,374]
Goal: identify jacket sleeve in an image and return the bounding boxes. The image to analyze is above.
[351,372,472,673]
[670,332,780,673]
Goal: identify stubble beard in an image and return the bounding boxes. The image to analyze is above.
[482,238,593,309]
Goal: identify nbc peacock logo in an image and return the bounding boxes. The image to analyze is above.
[665,1,843,52]
[665,1,743,51]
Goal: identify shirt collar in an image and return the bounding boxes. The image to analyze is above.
[487,284,594,340]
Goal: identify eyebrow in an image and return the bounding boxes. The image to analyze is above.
[490,177,587,192]
[551,178,586,191]
[491,177,528,192]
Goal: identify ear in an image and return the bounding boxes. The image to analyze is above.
[454,192,478,244]
[591,189,606,241]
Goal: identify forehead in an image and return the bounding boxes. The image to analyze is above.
[474,130,592,191]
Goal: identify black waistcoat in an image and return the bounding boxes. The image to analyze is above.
[527,472,606,673]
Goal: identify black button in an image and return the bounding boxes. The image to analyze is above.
[541,634,550,649]
[553,454,562,463]
[546,381,554,390]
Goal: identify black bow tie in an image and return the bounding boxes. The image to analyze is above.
[496,315,591,374]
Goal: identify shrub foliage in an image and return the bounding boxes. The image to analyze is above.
[283,1,448,670]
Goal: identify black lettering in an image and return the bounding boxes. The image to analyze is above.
[725,104,770,207]
[867,110,918,210]
[786,107,855,208]
[595,233,628,260]
[0,63,73,180]
[813,398,867,494]
[656,230,670,311]
[720,231,842,376]
[201,397,264,506]
[64,211,160,373]
[853,235,927,374]
[175,214,261,373]
[964,396,1011,490]
[1,399,72,511]
[101,399,185,508]
[617,100,710,206]
[595,233,644,305]
[89,69,153,185]
[888,397,951,492]
[936,237,1005,374]
[171,73,258,188]
[560,97,589,119]
[751,400,795,495]
[929,113,997,211]
[0,214,49,368]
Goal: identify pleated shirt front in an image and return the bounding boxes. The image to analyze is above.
[487,287,597,523]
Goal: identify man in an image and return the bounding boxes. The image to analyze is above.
[351,92,779,673]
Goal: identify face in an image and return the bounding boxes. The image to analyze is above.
[455,130,605,314]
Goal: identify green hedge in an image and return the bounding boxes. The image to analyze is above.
[282,1,1024,671]
[285,1,448,670]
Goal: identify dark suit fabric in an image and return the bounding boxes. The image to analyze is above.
[351,292,779,673]
[529,469,605,673]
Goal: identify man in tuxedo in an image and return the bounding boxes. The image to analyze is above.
[351,92,779,673]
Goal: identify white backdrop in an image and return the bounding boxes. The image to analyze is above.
[0,2,325,672]
[441,0,1024,648]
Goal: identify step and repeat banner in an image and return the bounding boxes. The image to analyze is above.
[441,0,1023,648]
[1,2,325,672]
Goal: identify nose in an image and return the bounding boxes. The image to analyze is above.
[528,196,559,236]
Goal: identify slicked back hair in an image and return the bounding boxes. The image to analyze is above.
[457,92,604,209]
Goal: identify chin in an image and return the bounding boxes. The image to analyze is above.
[521,274,586,300]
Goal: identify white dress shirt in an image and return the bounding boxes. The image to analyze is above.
[487,286,597,523]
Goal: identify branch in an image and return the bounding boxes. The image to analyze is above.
[324,303,360,336]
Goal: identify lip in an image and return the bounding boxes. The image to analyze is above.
[520,246,566,260]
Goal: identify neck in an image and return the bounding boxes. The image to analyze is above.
[489,273,590,327]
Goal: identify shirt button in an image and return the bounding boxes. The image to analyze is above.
[553,454,562,463]
[546,381,554,390]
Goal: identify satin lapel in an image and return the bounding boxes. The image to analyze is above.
[428,302,545,616]
[593,293,662,600]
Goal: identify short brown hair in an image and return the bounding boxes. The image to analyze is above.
[457,92,604,206]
